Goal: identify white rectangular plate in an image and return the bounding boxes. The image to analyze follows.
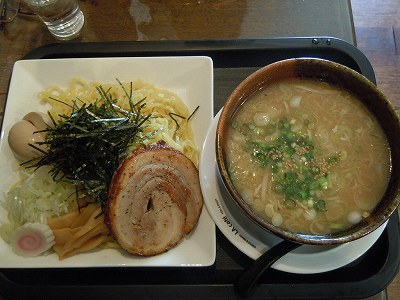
[0,56,215,268]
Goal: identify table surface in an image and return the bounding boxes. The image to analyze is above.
[0,0,356,119]
[0,0,398,299]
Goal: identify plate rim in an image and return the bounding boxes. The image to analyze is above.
[0,56,216,268]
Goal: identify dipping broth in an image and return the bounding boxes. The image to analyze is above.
[226,79,391,234]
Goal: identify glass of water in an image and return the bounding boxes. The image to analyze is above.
[23,0,84,40]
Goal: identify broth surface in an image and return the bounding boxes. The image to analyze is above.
[226,79,391,234]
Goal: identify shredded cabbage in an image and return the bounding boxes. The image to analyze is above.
[0,167,76,242]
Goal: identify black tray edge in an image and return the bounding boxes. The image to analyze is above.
[21,37,376,84]
[1,37,398,300]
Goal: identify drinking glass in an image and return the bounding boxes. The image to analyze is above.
[23,0,84,40]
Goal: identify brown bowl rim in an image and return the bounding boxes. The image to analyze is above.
[215,57,400,245]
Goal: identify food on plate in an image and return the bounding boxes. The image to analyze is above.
[0,166,76,241]
[8,112,53,161]
[47,204,109,260]
[10,223,55,257]
[23,84,152,208]
[106,141,203,256]
[8,120,46,160]
[1,78,202,259]
[39,78,199,165]
[23,112,53,131]
[225,79,390,234]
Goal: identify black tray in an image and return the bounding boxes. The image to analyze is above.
[1,37,399,300]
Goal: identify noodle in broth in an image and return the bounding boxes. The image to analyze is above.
[226,79,391,234]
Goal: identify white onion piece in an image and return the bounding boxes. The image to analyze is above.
[347,211,362,224]
[289,95,302,107]
[304,209,317,221]
[240,188,254,204]
[253,107,280,126]
[272,213,283,227]
[291,122,303,132]
[264,204,274,218]
[253,112,270,126]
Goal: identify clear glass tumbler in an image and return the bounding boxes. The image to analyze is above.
[23,0,84,40]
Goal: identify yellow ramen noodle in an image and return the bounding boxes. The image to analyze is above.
[38,78,199,166]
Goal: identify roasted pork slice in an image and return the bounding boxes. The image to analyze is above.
[106,141,204,256]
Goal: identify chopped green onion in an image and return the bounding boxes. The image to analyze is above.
[313,200,327,211]
[285,199,297,209]
[22,81,152,208]
[330,223,345,230]
[254,126,266,135]
[235,116,341,213]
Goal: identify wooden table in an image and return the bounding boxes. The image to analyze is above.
[0,0,355,115]
[0,1,398,299]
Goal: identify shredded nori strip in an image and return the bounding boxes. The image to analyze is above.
[22,81,151,209]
